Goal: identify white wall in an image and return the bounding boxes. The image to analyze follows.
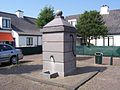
[100,5,109,15]
[19,36,42,47]
[109,37,113,46]
[90,39,95,45]
[113,35,120,46]
[96,38,103,46]
[12,30,19,47]
[0,17,2,28]
[90,37,108,46]
[68,19,77,27]
[19,36,26,47]
[89,35,120,46]
[12,30,42,47]
[38,36,42,45]
[104,37,108,46]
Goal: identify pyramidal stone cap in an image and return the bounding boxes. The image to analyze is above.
[42,10,76,33]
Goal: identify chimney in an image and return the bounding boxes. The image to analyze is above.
[100,5,109,15]
[15,10,24,18]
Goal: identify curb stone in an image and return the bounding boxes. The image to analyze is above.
[72,71,99,90]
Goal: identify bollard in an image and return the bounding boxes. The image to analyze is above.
[17,57,19,64]
[110,56,113,65]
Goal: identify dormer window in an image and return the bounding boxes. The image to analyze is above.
[2,18,11,28]
[0,17,11,29]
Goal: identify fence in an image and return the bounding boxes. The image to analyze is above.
[76,46,120,57]
[16,45,120,57]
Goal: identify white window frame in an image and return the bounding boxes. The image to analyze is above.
[1,17,11,29]
[26,37,33,46]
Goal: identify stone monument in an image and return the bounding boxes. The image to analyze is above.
[42,10,76,78]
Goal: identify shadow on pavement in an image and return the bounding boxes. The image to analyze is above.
[0,60,33,67]
[68,66,107,76]
[0,64,43,75]
[19,60,33,64]
[0,62,10,67]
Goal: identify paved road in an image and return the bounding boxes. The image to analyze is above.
[0,74,65,90]
[0,54,120,90]
[78,66,120,90]
[77,55,120,90]
[0,54,65,90]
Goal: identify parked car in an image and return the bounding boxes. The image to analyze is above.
[0,44,23,64]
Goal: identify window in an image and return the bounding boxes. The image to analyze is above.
[2,19,11,28]
[26,37,33,46]
[103,36,113,46]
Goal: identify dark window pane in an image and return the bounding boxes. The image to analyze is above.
[26,37,33,46]
[2,19,11,28]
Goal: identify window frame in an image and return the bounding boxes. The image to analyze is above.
[2,17,11,29]
[26,37,33,46]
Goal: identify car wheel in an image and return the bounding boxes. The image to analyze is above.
[10,56,18,64]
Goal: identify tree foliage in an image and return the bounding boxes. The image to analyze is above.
[76,10,108,45]
[36,6,54,28]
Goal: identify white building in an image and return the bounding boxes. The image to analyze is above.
[66,5,120,46]
[0,10,42,47]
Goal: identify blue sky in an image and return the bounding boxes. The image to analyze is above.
[0,0,120,18]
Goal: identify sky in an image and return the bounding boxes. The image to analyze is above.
[0,0,120,18]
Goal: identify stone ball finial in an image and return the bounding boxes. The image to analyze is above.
[55,10,63,16]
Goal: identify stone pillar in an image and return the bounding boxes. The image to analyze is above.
[42,10,76,77]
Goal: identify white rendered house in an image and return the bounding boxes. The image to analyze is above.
[66,5,120,46]
[0,10,42,47]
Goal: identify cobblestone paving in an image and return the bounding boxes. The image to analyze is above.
[0,54,65,90]
[78,66,120,90]
[0,74,65,90]
[77,55,120,90]
[0,54,120,90]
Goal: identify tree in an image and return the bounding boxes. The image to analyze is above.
[36,6,54,28]
[76,10,108,45]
